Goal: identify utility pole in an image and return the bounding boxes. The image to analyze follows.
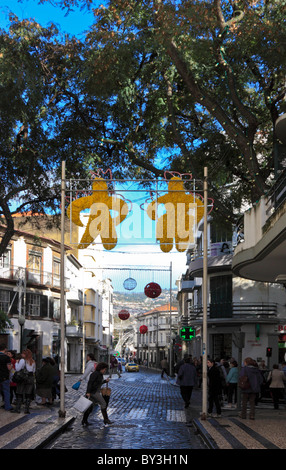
[202,167,208,420]
[169,262,173,376]
[59,161,66,418]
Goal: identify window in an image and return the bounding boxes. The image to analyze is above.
[0,290,10,313]
[0,247,11,269]
[210,275,232,318]
[53,298,60,319]
[210,221,233,243]
[27,250,42,283]
[53,258,60,287]
[26,294,40,316]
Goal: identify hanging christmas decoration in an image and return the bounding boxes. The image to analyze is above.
[118,310,130,320]
[123,277,137,291]
[146,176,205,253]
[139,325,148,334]
[66,177,128,250]
[144,282,162,299]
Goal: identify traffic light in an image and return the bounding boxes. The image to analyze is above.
[266,347,272,357]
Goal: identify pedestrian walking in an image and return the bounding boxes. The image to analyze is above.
[176,357,197,408]
[282,361,286,406]
[225,360,238,407]
[11,349,35,414]
[6,350,17,405]
[267,364,286,410]
[109,356,121,378]
[193,358,202,389]
[174,354,188,375]
[239,357,263,420]
[207,358,222,417]
[215,357,227,405]
[0,344,13,411]
[82,362,112,426]
[79,353,97,383]
[46,356,60,402]
[36,357,54,406]
[160,358,169,378]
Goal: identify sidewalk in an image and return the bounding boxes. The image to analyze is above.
[0,374,81,449]
[193,404,286,449]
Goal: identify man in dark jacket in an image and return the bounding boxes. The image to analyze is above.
[176,357,197,408]
[82,362,112,426]
[0,344,13,411]
[207,359,222,417]
[239,357,263,419]
[36,357,55,406]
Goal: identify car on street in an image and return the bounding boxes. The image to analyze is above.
[125,362,139,372]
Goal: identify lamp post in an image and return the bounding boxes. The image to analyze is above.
[18,315,25,352]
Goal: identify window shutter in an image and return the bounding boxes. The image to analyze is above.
[40,295,48,318]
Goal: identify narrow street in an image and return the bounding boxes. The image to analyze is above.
[45,367,207,451]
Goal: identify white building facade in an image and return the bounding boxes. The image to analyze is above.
[0,217,114,371]
[177,217,285,367]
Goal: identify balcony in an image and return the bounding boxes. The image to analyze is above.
[66,324,83,337]
[66,288,83,305]
[233,169,286,282]
[0,266,68,289]
[184,302,278,325]
[187,242,233,277]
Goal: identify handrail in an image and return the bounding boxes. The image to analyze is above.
[185,302,278,321]
[0,266,68,289]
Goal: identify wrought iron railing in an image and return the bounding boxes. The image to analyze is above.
[187,242,233,262]
[267,167,286,212]
[183,302,278,323]
[0,266,67,289]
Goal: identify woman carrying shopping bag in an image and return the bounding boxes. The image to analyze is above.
[81,362,112,426]
[11,349,35,414]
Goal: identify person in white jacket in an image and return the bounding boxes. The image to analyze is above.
[79,354,97,383]
[267,364,286,410]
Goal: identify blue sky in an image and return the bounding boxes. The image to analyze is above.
[0,0,98,37]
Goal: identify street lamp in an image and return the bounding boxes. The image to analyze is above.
[18,314,25,352]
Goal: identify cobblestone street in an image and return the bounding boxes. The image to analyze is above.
[46,367,206,450]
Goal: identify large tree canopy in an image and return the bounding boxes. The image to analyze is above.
[0,14,94,254]
[1,0,286,254]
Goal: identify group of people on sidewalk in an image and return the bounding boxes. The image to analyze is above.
[0,343,60,414]
[1,345,124,426]
[166,353,286,420]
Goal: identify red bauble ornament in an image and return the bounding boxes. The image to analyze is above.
[144,282,162,298]
[139,325,148,334]
[118,309,130,320]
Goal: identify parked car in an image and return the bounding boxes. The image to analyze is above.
[125,362,139,372]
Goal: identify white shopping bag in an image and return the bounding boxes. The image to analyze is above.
[73,396,92,413]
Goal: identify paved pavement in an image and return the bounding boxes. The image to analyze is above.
[1,367,286,450]
[193,405,286,449]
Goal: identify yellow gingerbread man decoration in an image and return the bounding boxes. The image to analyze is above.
[67,177,128,250]
[146,176,204,252]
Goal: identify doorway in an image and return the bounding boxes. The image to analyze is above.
[212,333,232,359]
